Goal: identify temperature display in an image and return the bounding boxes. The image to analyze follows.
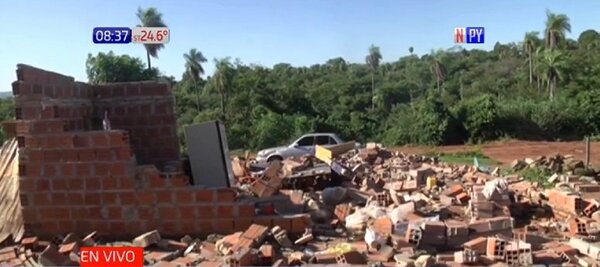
[132,27,170,44]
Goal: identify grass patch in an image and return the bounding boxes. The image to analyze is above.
[519,166,553,188]
[426,150,500,166]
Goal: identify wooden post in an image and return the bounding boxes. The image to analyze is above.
[585,137,591,168]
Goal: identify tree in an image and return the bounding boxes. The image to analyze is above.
[523,31,541,84]
[85,51,158,84]
[184,48,207,112]
[538,49,566,99]
[430,50,446,92]
[578,29,600,49]
[213,58,234,118]
[137,7,167,70]
[365,44,382,110]
[544,10,571,50]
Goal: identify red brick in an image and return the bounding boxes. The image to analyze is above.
[95,148,114,161]
[20,179,36,192]
[213,219,234,234]
[160,221,179,234]
[50,193,68,205]
[119,193,137,205]
[78,149,95,161]
[238,204,256,217]
[253,217,273,228]
[76,163,92,176]
[28,150,44,162]
[67,179,84,190]
[52,179,68,191]
[107,206,122,219]
[138,206,155,220]
[110,162,127,176]
[35,179,50,191]
[86,177,101,189]
[109,133,126,146]
[62,150,78,162]
[233,218,254,232]
[137,192,155,204]
[44,164,57,177]
[32,193,50,206]
[155,190,173,203]
[101,193,119,205]
[92,220,110,233]
[27,164,42,177]
[94,163,110,177]
[41,222,61,233]
[195,220,213,233]
[272,217,292,230]
[109,221,127,233]
[84,193,101,205]
[149,175,166,188]
[120,177,135,189]
[217,189,236,202]
[137,116,148,125]
[60,164,74,177]
[91,133,109,147]
[179,206,196,220]
[170,176,188,187]
[101,176,119,190]
[217,205,234,217]
[114,147,131,160]
[180,222,195,233]
[290,215,311,233]
[39,207,70,220]
[22,208,37,221]
[159,207,178,219]
[139,104,151,113]
[67,193,84,204]
[197,206,215,218]
[195,190,215,202]
[55,135,73,148]
[71,208,89,218]
[73,135,89,147]
[175,191,195,203]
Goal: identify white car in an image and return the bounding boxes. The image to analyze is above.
[256,133,345,162]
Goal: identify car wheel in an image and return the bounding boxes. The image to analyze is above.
[267,155,283,162]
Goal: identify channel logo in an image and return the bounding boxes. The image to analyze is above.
[454,27,485,44]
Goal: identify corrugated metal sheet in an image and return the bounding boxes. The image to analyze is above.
[0,138,24,243]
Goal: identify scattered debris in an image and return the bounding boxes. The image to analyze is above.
[5,134,600,266]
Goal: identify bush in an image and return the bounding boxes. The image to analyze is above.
[454,94,500,143]
[381,97,461,146]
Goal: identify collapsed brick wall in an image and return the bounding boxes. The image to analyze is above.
[93,83,179,168]
[6,64,309,239]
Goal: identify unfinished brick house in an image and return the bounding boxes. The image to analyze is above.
[0,64,309,243]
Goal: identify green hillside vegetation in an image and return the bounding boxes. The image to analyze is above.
[4,9,600,153]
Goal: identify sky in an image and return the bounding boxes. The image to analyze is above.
[0,0,599,91]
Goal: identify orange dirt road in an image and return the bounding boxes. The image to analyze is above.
[395,140,600,166]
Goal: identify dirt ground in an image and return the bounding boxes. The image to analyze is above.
[396,140,600,166]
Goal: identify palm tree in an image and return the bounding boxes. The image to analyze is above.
[365,44,382,110]
[137,7,167,70]
[184,48,207,112]
[523,31,541,84]
[544,10,571,50]
[213,58,234,117]
[534,47,546,92]
[538,49,566,99]
[430,50,446,92]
